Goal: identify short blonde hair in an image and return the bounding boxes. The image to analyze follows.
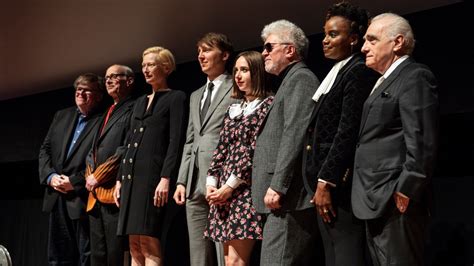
[142,46,176,74]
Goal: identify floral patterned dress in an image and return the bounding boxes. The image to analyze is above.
[204,96,273,242]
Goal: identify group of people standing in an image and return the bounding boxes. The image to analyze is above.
[38,1,438,266]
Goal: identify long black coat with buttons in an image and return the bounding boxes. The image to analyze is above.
[302,54,379,209]
[117,90,186,237]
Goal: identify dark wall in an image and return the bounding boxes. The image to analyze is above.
[0,2,473,265]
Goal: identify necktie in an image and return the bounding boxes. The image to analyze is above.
[100,104,115,135]
[200,82,214,124]
[370,76,385,95]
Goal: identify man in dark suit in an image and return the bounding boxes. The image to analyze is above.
[251,19,323,265]
[173,32,237,266]
[38,73,105,265]
[352,13,438,266]
[85,65,135,266]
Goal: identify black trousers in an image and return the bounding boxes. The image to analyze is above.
[365,201,429,266]
[318,204,367,266]
[260,208,325,266]
[89,202,125,266]
[48,196,90,266]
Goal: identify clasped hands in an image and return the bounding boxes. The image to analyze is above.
[50,174,74,193]
[206,184,233,205]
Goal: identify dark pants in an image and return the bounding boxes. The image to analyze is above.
[48,196,90,266]
[260,208,325,266]
[89,202,124,266]
[318,204,367,266]
[365,201,429,266]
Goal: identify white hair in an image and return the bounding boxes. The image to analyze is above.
[372,13,415,55]
[261,19,309,59]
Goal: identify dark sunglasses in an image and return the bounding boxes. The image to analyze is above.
[263,42,292,53]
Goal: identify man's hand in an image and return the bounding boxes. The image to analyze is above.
[264,187,282,210]
[173,184,186,205]
[207,185,233,205]
[393,192,410,213]
[154,177,170,207]
[50,174,64,193]
[85,174,98,191]
[311,182,336,223]
[113,181,121,207]
[54,175,73,193]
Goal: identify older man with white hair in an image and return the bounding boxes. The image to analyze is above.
[251,19,324,265]
[352,13,439,266]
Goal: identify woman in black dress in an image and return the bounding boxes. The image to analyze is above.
[204,51,273,265]
[114,46,185,265]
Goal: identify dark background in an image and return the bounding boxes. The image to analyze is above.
[1,2,473,265]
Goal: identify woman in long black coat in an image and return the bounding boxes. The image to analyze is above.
[114,46,185,265]
[302,2,379,266]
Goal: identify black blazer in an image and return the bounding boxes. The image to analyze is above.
[302,54,379,207]
[351,57,439,219]
[85,98,135,191]
[38,107,102,219]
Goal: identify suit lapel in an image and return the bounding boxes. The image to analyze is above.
[194,85,206,129]
[312,55,363,122]
[201,75,232,129]
[65,113,100,162]
[99,98,132,140]
[257,62,305,136]
[60,110,79,164]
[358,58,413,137]
[310,93,327,122]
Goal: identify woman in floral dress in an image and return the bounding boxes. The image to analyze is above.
[204,50,273,265]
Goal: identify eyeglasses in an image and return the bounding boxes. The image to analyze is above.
[263,42,292,53]
[104,73,127,81]
[75,87,99,95]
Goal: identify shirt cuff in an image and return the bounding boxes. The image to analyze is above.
[226,173,245,189]
[318,178,337,188]
[47,173,58,185]
[206,176,218,187]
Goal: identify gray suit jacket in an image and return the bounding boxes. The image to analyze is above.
[177,74,238,197]
[351,57,439,220]
[252,61,320,213]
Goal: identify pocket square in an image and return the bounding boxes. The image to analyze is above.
[381,92,390,98]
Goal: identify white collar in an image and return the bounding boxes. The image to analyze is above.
[381,55,409,79]
[228,98,263,119]
[206,73,228,90]
[312,55,353,102]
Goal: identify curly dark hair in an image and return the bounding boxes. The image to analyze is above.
[326,1,370,50]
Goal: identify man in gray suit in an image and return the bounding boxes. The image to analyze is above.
[352,13,438,266]
[173,32,236,266]
[251,19,324,265]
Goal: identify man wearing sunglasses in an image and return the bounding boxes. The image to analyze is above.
[39,73,105,265]
[252,19,324,265]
